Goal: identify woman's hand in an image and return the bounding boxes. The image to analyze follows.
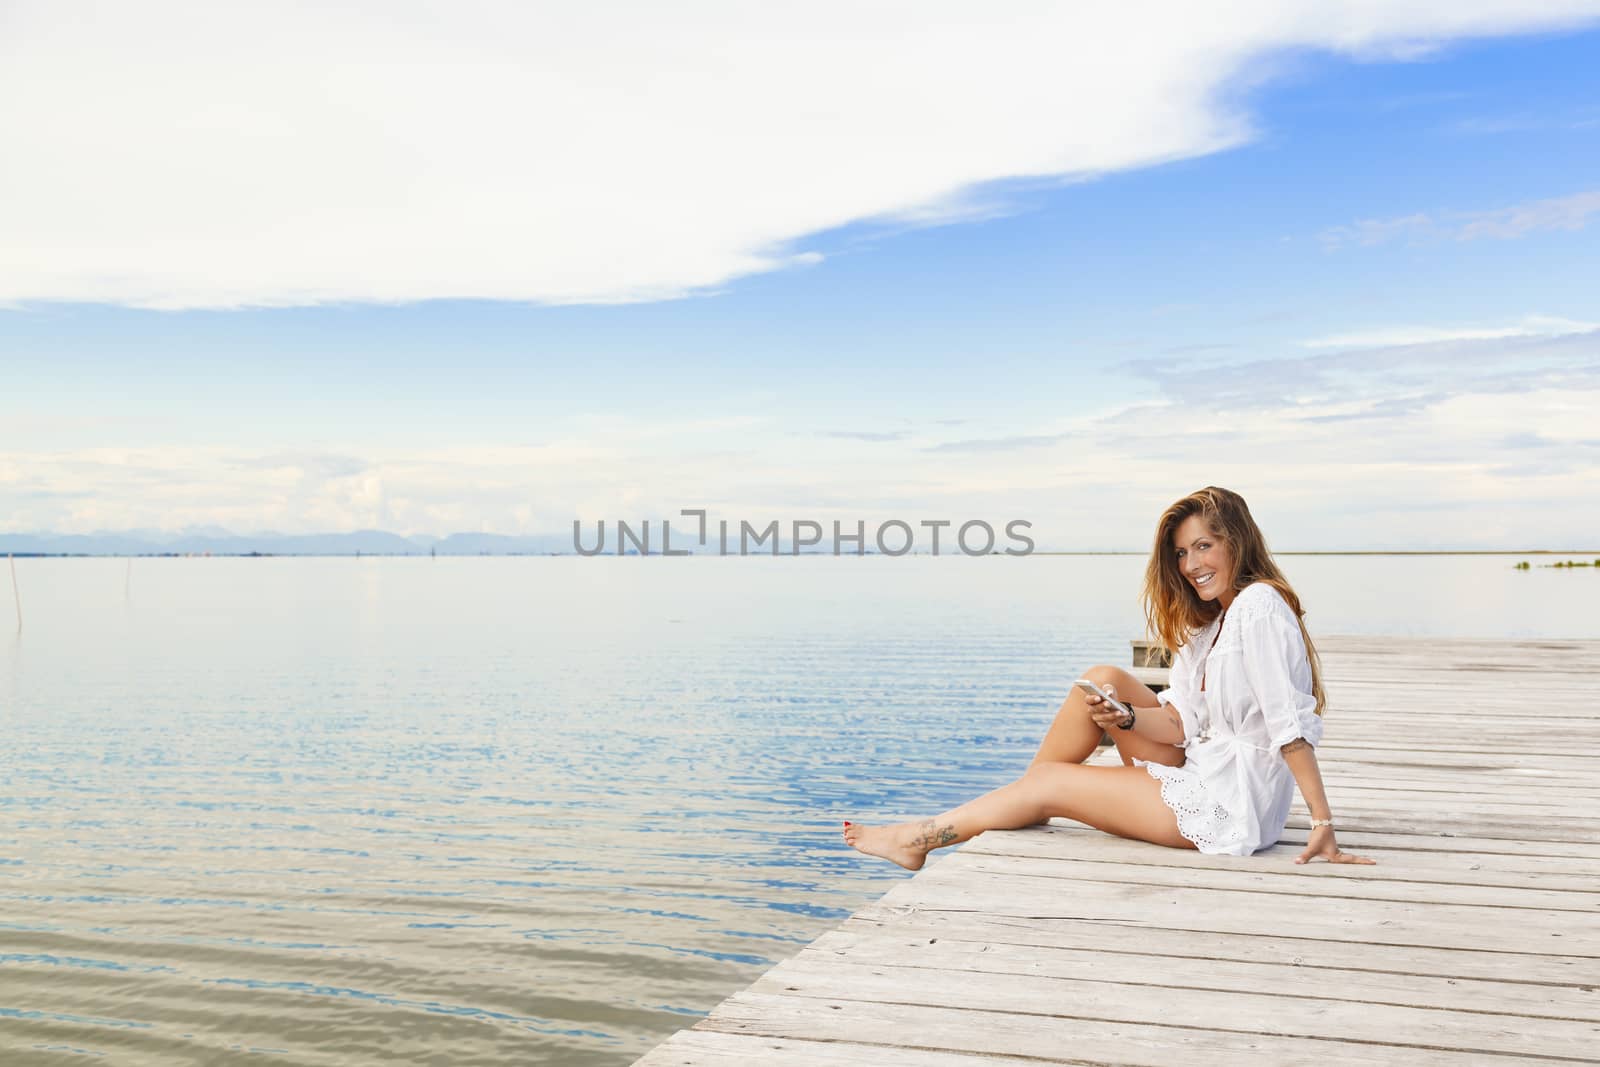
[1086,688,1131,731]
[1295,824,1376,865]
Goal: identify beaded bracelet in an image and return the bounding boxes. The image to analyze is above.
[1309,818,1334,829]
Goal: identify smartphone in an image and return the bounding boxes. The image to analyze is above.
[1073,678,1132,718]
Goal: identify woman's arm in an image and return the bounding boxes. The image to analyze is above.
[1281,738,1375,865]
[1281,739,1330,819]
[1087,694,1186,745]
[1130,699,1186,745]
[1233,597,1375,865]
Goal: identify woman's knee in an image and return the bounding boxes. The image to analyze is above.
[1081,664,1119,686]
[1082,664,1159,707]
[1076,665,1121,712]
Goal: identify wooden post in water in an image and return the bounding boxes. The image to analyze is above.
[1130,638,1173,669]
[1099,638,1174,746]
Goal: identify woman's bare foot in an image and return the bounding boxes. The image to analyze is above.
[841,818,959,871]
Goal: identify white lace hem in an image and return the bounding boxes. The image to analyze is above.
[1133,758,1240,854]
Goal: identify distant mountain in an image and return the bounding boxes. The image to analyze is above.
[431,532,551,554]
[0,528,565,556]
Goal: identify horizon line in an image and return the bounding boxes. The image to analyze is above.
[5,549,1598,559]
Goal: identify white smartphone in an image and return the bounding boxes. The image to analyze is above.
[1073,678,1132,718]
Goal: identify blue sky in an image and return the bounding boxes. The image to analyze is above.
[3,6,1599,549]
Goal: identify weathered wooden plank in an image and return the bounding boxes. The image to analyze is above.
[1325,664,1600,675]
[870,869,1600,957]
[952,835,1600,894]
[635,1029,1057,1066]
[837,911,1599,986]
[1114,747,1595,772]
[697,989,1594,1065]
[1272,826,1600,859]
[1031,820,1600,868]
[1319,780,1600,799]
[953,825,1600,883]
[1273,813,1598,844]
[1303,740,1600,756]
[1318,776,1600,795]
[1088,767,1600,801]
[691,992,1423,1066]
[795,930,1600,1021]
[735,956,1600,1060]
[940,851,1600,912]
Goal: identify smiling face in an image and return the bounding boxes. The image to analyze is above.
[1173,513,1237,610]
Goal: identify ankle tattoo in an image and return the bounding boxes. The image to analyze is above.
[909,819,958,851]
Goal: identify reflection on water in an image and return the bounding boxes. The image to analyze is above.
[0,554,1593,1063]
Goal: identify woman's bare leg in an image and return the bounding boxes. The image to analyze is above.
[1031,665,1184,769]
[843,761,1195,870]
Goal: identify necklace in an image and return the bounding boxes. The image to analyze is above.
[1196,607,1226,742]
[1199,607,1226,692]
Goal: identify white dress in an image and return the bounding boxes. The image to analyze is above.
[1133,582,1324,856]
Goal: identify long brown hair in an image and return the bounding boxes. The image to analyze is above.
[1139,487,1325,715]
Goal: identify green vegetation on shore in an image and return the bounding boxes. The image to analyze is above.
[1515,559,1600,570]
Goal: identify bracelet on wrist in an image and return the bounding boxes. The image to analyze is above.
[1116,705,1137,731]
[1309,818,1333,829]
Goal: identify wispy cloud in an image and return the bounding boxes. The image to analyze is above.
[1300,315,1599,349]
[1455,189,1600,239]
[1448,114,1548,134]
[924,432,1072,454]
[1159,341,1237,355]
[1319,212,1434,248]
[1445,106,1600,135]
[1375,89,1475,113]
[819,431,909,443]
[230,452,373,480]
[4,3,1598,309]
[1320,188,1600,248]
[1127,319,1600,422]
[1297,392,1452,424]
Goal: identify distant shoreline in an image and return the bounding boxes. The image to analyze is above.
[5,550,1598,559]
[1039,549,1600,556]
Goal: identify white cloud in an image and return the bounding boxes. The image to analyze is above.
[1320,188,1600,248]
[1455,188,1600,239]
[4,1,1599,309]
[1317,212,1435,248]
[1301,315,1599,349]
[9,325,1600,548]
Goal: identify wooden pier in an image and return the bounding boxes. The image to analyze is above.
[636,634,1600,1065]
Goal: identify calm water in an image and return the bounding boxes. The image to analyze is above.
[2,554,1595,1064]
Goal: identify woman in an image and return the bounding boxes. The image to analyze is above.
[843,486,1374,869]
